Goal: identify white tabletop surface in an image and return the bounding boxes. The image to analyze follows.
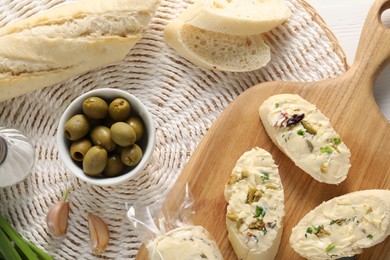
[307,0,390,121]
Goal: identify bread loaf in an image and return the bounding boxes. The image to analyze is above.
[180,0,291,36]
[164,19,270,72]
[0,0,160,102]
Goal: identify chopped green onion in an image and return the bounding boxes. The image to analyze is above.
[306,227,313,234]
[275,103,280,108]
[297,129,305,136]
[313,225,321,233]
[261,171,269,181]
[332,137,341,145]
[367,234,373,239]
[325,244,335,252]
[320,146,333,154]
[254,206,266,218]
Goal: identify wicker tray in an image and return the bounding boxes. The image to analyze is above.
[0,0,348,259]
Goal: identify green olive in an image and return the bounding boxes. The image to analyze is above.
[64,114,90,141]
[103,154,126,177]
[70,139,92,161]
[82,97,108,119]
[121,144,142,166]
[110,122,136,147]
[126,116,144,141]
[90,126,117,152]
[108,98,131,121]
[83,146,108,176]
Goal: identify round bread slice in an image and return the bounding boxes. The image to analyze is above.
[225,147,285,260]
[259,94,351,184]
[147,225,223,260]
[290,189,390,259]
[179,0,291,36]
[163,19,270,72]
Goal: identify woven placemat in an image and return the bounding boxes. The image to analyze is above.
[0,0,348,259]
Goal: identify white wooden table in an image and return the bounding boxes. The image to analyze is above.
[308,0,390,121]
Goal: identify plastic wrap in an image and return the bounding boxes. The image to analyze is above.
[127,184,223,260]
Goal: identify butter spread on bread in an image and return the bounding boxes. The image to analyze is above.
[0,0,160,102]
[290,189,390,259]
[180,0,291,36]
[147,225,223,260]
[164,19,270,72]
[259,94,351,184]
[225,147,285,260]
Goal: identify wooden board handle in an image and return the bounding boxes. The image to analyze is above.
[351,0,390,83]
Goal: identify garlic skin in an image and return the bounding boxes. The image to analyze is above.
[88,213,110,255]
[46,190,70,236]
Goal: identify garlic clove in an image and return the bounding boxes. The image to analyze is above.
[87,213,109,255]
[46,201,70,236]
[46,189,71,236]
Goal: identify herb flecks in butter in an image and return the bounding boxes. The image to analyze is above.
[332,137,342,145]
[261,171,270,181]
[297,129,305,136]
[320,146,333,154]
[325,244,335,252]
[254,206,266,218]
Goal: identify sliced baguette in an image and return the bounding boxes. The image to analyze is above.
[0,0,160,102]
[179,0,291,36]
[164,19,270,72]
[259,94,351,184]
[147,225,223,260]
[225,147,285,260]
[290,189,390,259]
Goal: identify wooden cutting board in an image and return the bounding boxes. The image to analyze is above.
[137,0,390,259]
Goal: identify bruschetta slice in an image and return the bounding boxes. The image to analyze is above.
[290,189,390,259]
[225,147,285,260]
[259,94,351,184]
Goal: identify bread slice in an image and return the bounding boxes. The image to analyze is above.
[259,94,351,184]
[290,189,390,259]
[147,225,223,260]
[164,19,270,72]
[225,147,285,260]
[179,0,291,36]
[0,0,160,101]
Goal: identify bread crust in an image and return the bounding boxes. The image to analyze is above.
[0,0,160,101]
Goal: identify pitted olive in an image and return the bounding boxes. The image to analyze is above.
[70,139,92,161]
[121,144,142,166]
[90,126,117,152]
[110,122,136,147]
[108,98,131,121]
[82,97,108,119]
[126,116,144,141]
[83,146,108,176]
[103,154,126,177]
[64,114,90,141]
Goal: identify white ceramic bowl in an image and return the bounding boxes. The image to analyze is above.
[57,88,155,186]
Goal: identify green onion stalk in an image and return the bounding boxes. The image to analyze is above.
[0,213,53,260]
